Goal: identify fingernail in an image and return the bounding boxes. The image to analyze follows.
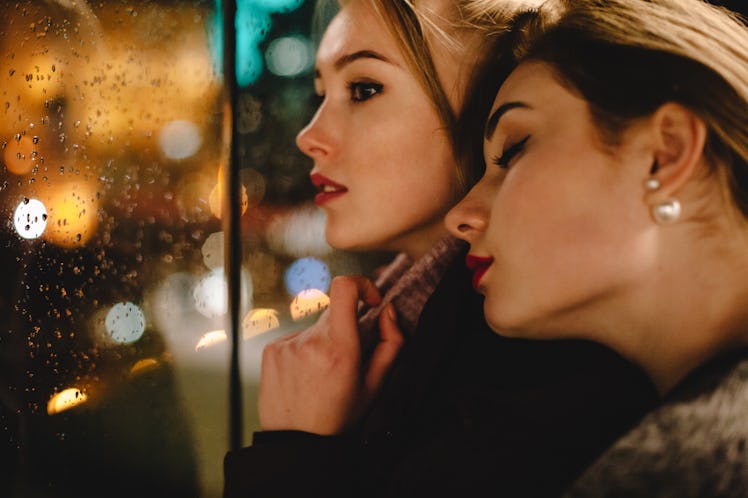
[386,303,396,321]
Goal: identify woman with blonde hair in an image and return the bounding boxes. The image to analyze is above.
[223,1,658,496]
[447,0,748,495]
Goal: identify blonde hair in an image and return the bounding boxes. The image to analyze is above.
[459,0,748,216]
[316,0,533,192]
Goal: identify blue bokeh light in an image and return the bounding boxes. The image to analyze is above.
[284,257,331,296]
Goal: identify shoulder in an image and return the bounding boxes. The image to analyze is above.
[566,349,748,498]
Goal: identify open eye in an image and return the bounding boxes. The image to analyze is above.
[348,81,383,102]
[492,135,530,169]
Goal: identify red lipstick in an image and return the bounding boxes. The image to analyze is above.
[310,173,348,206]
[465,254,494,291]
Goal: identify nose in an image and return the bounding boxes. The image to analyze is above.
[295,104,337,160]
[445,179,491,242]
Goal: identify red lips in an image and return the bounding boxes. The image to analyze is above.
[465,254,494,291]
[310,173,348,206]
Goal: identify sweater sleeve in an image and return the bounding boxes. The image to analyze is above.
[223,431,359,498]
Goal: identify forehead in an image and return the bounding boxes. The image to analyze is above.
[316,1,402,67]
[488,62,581,127]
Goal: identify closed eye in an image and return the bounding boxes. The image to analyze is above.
[492,135,530,169]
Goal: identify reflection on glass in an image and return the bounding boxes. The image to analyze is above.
[1,1,383,497]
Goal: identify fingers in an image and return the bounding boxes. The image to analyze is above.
[327,276,381,343]
[364,304,404,400]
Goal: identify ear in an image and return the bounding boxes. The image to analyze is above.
[644,102,708,204]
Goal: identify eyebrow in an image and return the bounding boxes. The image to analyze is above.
[314,50,394,78]
[484,102,531,140]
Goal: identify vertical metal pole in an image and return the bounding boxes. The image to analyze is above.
[221,0,243,452]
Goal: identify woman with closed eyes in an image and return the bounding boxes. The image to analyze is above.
[223,1,658,497]
[447,0,748,495]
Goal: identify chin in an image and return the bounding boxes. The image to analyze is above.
[484,302,534,339]
[325,228,368,253]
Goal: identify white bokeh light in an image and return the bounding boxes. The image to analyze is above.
[193,267,253,318]
[105,301,146,344]
[158,119,202,160]
[265,35,312,77]
[13,198,47,240]
[201,231,224,269]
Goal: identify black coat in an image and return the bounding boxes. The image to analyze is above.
[224,250,658,498]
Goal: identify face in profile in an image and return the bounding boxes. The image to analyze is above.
[296,0,462,259]
[446,61,658,339]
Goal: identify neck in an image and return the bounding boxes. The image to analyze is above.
[598,227,748,395]
[394,225,451,261]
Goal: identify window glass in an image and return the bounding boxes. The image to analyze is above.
[1,1,384,496]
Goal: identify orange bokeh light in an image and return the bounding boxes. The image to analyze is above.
[42,181,99,248]
[209,166,248,219]
[3,135,37,175]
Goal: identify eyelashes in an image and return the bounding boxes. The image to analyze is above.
[347,81,383,102]
[492,135,530,169]
[309,80,384,109]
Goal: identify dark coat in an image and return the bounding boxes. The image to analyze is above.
[565,347,748,498]
[224,249,658,498]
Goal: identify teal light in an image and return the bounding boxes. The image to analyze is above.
[210,0,306,86]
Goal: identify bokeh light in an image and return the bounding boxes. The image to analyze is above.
[159,119,202,161]
[284,257,331,296]
[13,198,47,240]
[47,387,88,415]
[105,302,146,344]
[3,134,38,175]
[201,231,224,269]
[242,308,280,338]
[195,330,227,351]
[290,288,330,321]
[236,23,266,87]
[209,166,250,219]
[193,267,253,318]
[43,182,99,248]
[265,35,312,77]
[266,205,331,257]
[249,0,304,13]
[130,358,160,376]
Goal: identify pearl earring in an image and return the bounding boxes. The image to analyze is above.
[644,177,661,192]
[652,199,681,224]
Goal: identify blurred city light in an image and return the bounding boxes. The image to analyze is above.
[13,198,47,240]
[105,301,147,344]
[266,205,331,257]
[47,387,88,415]
[42,181,99,248]
[193,267,253,318]
[284,256,330,296]
[130,358,161,376]
[242,308,280,338]
[195,329,228,351]
[290,288,330,321]
[265,35,313,77]
[202,231,224,269]
[159,120,203,161]
[3,134,38,175]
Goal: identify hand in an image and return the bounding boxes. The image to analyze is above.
[258,276,404,435]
